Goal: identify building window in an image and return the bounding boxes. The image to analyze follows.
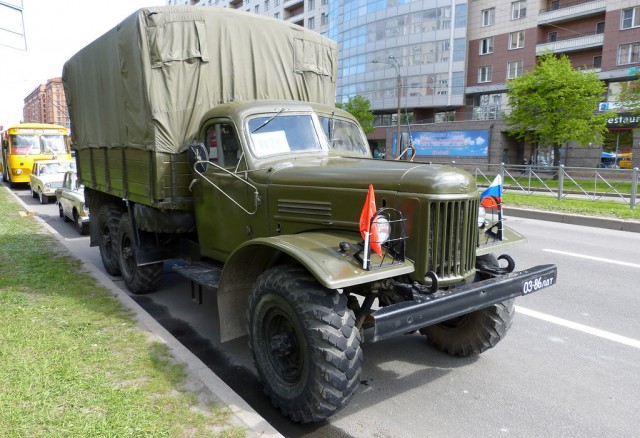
[479,37,494,55]
[322,0,328,5]
[593,56,602,69]
[264,0,269,10]
[511,1,526,20]
[274,11,280,19]
[622,7,640,29]
[548,32,557,42]
[481,8,495,27]
[275,0,279,6]
[321,12,328,26]
[308,0,314,11]
[308,16,315,29]
[618,42,640,65]
[254,4,259,13]
[509,31,525,49]
[596,22,605,34]
[507,60,523,79]
[478,65,492,83]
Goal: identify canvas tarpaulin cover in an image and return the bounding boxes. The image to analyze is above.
[62,6,338,154]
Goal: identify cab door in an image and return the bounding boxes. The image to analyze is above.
[192,120,256,262]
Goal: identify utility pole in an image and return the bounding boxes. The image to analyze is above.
[373,55,403,159]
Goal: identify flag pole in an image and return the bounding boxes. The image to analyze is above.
[363,230,370,270]
[497,199,504,240]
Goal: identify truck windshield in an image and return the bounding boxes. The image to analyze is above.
[318,117,370,157]
[247,114,322,158]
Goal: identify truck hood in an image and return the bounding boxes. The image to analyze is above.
[265,157,477,196]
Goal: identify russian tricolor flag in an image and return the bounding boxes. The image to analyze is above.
[481,175,502,209]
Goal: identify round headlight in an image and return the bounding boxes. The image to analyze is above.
[16,169,22,175]
[373,216,391,244]
[478,205,487,228]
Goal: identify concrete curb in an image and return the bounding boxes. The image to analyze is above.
[5,186,281,438]
[504,206,640,233]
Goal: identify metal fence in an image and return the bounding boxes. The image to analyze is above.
[452,163,639,209]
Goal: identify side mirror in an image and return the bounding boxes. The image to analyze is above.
[188,143,209,173]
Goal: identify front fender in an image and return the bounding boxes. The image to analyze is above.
[216,230,414,342]
[234,230,414,289]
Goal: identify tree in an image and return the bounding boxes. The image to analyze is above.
[336,95,375,134]
[504,53,614,168]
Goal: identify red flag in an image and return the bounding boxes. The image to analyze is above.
[359,185,382,257]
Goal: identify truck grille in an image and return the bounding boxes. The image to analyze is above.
[427,199,478,282]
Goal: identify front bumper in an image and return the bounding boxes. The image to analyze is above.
[364,264,557,343]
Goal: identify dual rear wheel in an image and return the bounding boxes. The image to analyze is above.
[96,204,162,294]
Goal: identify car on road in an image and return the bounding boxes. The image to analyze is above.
[55,170,89,235]
[29,159,75,204]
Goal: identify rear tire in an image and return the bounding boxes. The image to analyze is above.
[60,204,70,221]
[97,204,123,276]
[248,265,362,423]
[116,214,162,294]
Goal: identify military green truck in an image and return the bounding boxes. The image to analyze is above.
[63,6,557,423]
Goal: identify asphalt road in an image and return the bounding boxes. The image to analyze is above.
[9,184,640,437]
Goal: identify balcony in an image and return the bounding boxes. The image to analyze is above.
[539,0,606,25]
[536,33,603,55]
[283,0,303,10]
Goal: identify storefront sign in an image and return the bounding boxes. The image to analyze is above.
[606,113,640,128]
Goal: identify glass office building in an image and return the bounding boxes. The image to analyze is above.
[328,0,468,123]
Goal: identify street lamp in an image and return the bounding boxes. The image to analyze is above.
[373,55,403,159]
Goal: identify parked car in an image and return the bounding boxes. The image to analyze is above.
[55,170,89,235]
[29,160,75,204]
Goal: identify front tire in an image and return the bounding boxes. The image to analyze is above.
[419,300,515,357]
[97,204,123,276]
[74,211,88,235]
[116,214,162,294]
[247,265,362,423]
[39,190,48,204]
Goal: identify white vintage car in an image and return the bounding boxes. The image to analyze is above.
[29,160,75,205]
[55,170,89,235]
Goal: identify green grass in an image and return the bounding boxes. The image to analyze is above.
[505,191,640,221]
[0,189,245,437]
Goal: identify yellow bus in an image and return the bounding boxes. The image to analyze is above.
[1,123,71,186]
[619,152,632,169]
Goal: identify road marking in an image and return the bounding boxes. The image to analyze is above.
[543,249,640,269]
[516,306,640,349]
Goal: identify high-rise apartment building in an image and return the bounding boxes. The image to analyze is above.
[23,77,70,127]
[463,0,640,167]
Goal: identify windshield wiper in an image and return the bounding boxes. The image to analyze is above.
[252,108,285,133]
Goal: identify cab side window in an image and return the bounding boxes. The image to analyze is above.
[205,123,241,170]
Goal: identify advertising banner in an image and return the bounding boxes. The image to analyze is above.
[393,130,489,157]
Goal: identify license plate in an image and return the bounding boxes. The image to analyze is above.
[522,272,556,294]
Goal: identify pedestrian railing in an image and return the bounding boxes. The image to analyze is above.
[451,163,638,209]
